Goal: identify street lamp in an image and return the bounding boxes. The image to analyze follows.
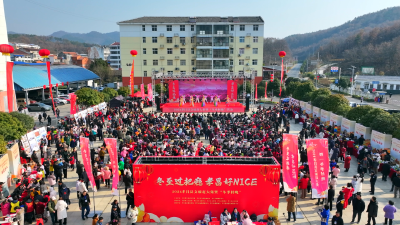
[347,66,356,95]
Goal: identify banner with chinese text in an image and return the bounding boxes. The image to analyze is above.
[169,80,179,102]
[69,93,77,115]
[140,84,145,99]
[80,137,97,192]
[147,83,153,100]
[227,80,237,101]
[306,139,329,198]
[133,163,280,222]
[104,138,119,195]
[282,134,298,192]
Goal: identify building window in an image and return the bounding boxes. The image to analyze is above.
[180,48,186,54]
[364,83,369,89]
[152,48,158,54]
[167,60,173,65]
[397,85,400,90]
[229,60,233,66]
[239,36,245,43]
[252,59,257,65]
[191,48,194,54]
[377,84,381,89]
[167,37,172,43]
[253,25,259,31]
[230,25,234,31]
[191,59,195,66]
[240,25,245,31]
[152,37,157,43]
[144,71,147,77]
[191,37,194,43]
[153,60,158,66]
[167,48,173,54]
[253,36,258,43]
[230,37,234,43]
[181,71,186,75]
[152,25,157,31]
[143,48,146,54]
[167,71,173,75]
[167,25,172,31]
[239,48,244,54]
[230,48,234,54]
[390,84,394,90]
[239,59,244,65]
[142,37,146,43]
[143,60,147,66]
[142,25,145,31]
[254,70,258,76]
[180,37,185,44]
[191,25,194,31]
[383,84,387,90]
[180,25,185,31]
[180,60,186,66]
[252,48,258,54]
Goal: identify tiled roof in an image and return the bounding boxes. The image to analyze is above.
[118,16,264,24]
[111,42,120,45]
[12,49,30,55]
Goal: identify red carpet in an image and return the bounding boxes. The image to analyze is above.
[160,102,245,113]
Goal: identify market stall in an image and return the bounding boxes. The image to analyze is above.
[370,130,392,150]
[321,109,330,125]
[341,118,356,133]
[391,138,400,161]
[306,103,313,116]
[7,143,20,176]
[312,106,321,118]
[354,123,372,139]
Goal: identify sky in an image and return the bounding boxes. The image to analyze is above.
[4,0,400,38]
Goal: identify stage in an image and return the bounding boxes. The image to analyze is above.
[160,102,245,113]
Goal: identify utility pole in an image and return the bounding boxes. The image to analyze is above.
[338,68,341,80]
[349,66,356,95]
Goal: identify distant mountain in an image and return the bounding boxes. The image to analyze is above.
[8,31,19,34]
[49,31,119,46]
[285,7,400,60]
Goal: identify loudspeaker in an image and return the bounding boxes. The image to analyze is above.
[245,96,250,112]
[155,96,161,111]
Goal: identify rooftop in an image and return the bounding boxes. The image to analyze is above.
[355,75,400,82]
[118,16,264,24]
[110,42,120,46]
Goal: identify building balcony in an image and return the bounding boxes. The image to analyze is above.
[196,42,212,47]
[196,54,212,58]
[213,65,230,70]
[213,42,229,47]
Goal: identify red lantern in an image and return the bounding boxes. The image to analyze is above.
[0,44,14,56]
[270,73,274,82]
[279,51,286,58]
[272,168,280,185]
[130,50,138,57]
[43,85,46,89]
[56,83,59,87]
[141,164,154,176]
[39,49,50,58]
[259,165,269,181]
[66,82,69,85]
[133,167,146,184]
[61,82,64,86]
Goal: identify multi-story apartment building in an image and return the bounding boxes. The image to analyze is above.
[109,42,121,70]
[117,16,264,87]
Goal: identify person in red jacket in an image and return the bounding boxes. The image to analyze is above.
[344,155,352,172]
[34,199,48,223]
[342,183,354,209]
[299,175,309,199]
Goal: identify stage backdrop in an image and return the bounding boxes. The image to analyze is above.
[179,80,227,101]
[133,164,280,222]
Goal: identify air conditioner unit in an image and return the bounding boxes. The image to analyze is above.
[182,42,186,46]
[174,33,179,37]
[175,67,180,70]
[160,56,165,59]
[246,45,251,48]
[246,63,249,66]
[174,45,179,48]
[192,44,196,48]
[192,55,196,59]
[229,65,233,68]
[246,33,251,36]
[245,56,250,59]
[160,33,164,37]
[160,67,165,70]
[160,44,164,48]
[154,70,159,73]
[238,54,241,57]
[200,31,205,35]
[229,44,233,48]
[175,56,180,59]
[192,67,197,70]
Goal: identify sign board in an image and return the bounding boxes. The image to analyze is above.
[372,81,379,84]
[320,109,330,123]
[0,154,10,183]
[354,123,372,139]
[391,138,400,161]
[361,67,375,75]
[371,130,392,149]
[329,113,343,126]
[331,67,338,72]
[313,107,321,118]
[306,104,313,115]
[335,79,339,84]
[7,143,20,175]
[341,118,356,133]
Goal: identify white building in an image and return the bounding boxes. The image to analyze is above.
[355,75,400,94]
[88,46,110,60]
[9,42,40,50]
[109,42,121,70]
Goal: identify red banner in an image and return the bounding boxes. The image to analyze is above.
[104,138,119,195]
[282,134,298,192]
[6,62,14,112]
[147,84,153,100]
[46,62,55,111]
[130,59,135,97]
[306,139,329,198]
[265,81,267,98]
[140,84,145,100]
[133,162,280,222]
[69,93,77,115]
[169,80,179,102]
[255,83,258,100]
[227,80,237,101]
[279,59,284,96]
[79,137,97,192]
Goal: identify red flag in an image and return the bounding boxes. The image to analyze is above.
[265,81,267,98]
[46,62,56,111]
[69,93,77,114]
[282,134,298,192]
[306,139,329,198]
[255,83,258,100]
[169,80,179,102]
[140,84,145,99]
[147,83,153,100]
[279,58,284,96]
[104,138,119,195]
[130,59,135,97]
[79,137,97,192]
[6,62,14,112]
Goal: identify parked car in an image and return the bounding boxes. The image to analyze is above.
[16,98,37,107]
[58,96,71,104]
[54,98,68,104]
[41,98,64,106]
[26,103,52,112]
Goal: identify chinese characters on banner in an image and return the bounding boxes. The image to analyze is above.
[282,134,298,192]
[227,80,237,100]
[306,139,329,198]
[79,137,97,192]
[147,84,153,100]
[140,84,145,99]
[69,93,77,115]
[104,138,119,195]
[169,80,179,102]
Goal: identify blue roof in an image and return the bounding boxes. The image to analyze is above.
[13,64,99,90]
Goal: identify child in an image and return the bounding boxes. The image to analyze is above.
[96,217,103,225]
[35,214,44,225]
[92,213,99,225]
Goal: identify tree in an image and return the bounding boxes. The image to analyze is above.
[100,92,110,102]
[303,72,315,80]
[88,59,114,84]
[310,88,331,101]
[370,112,400,134]
[117,86,130,97]
[10,112,35,131]
[102,87,118,99]
[346,105,374,122]
[335,104,351,116]
[0,112,26,141]
[285,77,301,86]
[267,79,283,97]
[312,95,328,108]
[359,108,387,127]
[75,87,102,107]
[237,81,251,97]
[293,81,315,100]
[320,94,349,113]
[155,83,169,96]
[0,135,6,154]
[336,78,351,92]
[302,92,313,102]
[286,81,301,97]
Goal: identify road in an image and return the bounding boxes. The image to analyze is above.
[287,63,301,78]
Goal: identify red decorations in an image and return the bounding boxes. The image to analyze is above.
[130,50,138,57]
[259,165,269,181]
[61,82,64,86]
[0,44,14,56]
[39,49,50,58]
[133,167,146,183]
[271,168,280,185]
[270,73,274,82]
[141,164,154,177]
[66,82,69,85]
[43,85,46,89]
[56,83,59,87]
[278,51,286,58]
